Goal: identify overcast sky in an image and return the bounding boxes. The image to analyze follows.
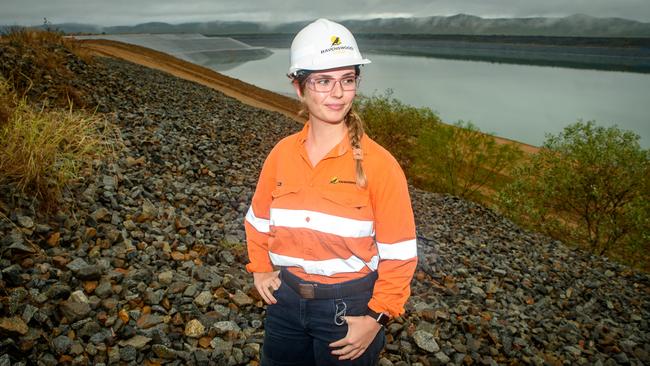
[2,0,650,26]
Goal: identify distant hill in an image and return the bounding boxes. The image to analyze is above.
[4,14,650,37]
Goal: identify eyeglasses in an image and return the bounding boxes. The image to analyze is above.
[306,76,360,93]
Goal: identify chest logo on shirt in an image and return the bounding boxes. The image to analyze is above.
[329,176,356,185]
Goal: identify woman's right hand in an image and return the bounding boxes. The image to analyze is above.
[253,270,281,305]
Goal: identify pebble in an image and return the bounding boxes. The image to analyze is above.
[194,291,213,308]
[0,316,28,335]
[232,290,253,306]
[185,319,205,338]
[413,330,440,353]
[51,335,72,355]
[117,335,151,349]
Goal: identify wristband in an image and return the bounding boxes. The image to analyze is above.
[366,308,390,327]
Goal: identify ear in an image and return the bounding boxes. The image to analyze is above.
[292,80,304,100]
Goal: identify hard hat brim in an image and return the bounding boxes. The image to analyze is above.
[288,58,371,76]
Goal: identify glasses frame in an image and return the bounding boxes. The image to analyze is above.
[305,75,361,93]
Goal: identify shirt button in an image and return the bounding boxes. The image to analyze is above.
[305,217,310,223]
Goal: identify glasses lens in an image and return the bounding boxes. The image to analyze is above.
[308,77,359,92]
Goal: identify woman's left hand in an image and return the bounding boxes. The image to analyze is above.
[329,315,382,360]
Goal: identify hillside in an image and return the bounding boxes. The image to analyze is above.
[0,38,648,365]
[9,13,650,38]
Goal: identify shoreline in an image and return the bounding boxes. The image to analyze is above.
[79,38,540,155]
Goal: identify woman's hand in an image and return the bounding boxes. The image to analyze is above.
[253,270,281,305]
[329,315,382,360]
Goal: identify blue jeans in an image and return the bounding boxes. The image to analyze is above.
[261,270,386,366]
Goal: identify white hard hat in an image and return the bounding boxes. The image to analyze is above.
[288,18,371,76]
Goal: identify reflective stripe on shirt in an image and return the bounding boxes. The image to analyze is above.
[270,208,374,238]
[269,251,380,276]
[377,239,418,260]
[246,206,270,233]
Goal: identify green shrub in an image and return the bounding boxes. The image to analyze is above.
[356,90,440,170]
[357,91,523,202]
[415,120,523,200]
[497,121,649,263]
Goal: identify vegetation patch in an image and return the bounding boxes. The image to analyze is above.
[498,121,650,270]
[0,78,114,209]
[0,27,95,108]
[356,91,523,201]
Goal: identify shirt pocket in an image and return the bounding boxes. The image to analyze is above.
[319,188,373,222]
[271,185,301,200]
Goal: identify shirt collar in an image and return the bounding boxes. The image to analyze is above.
[296,121,368,159]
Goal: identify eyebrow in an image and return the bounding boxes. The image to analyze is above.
[315,72,356,78]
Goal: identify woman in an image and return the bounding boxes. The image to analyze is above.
[244,18,417,366]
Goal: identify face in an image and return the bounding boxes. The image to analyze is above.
[293,66,357,126]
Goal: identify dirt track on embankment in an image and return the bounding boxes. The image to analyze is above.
[79,39,304,123]
[79,39,538,155]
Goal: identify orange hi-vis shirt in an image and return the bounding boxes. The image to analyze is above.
[244,122,418,318]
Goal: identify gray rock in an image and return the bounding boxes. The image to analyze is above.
[22,304,38,323]
[144,289,164,305]
[94,281,113,298]
[210,337,233,354]
[194,291,213,308]
[1,264,24,286]
[91,207,111,222]
[77,321,102,340]
[52,335,72,355]
[16,215,34,228]
[70,342,84,355]
[118,335,151,349]
[158,270,173,285]
[9,287,28,315]
[152,344,177,359]
[183,283,200,297]
[470,286,486,298]
[119,345,137,361]
[412,330,440,353]
[4,231,35,253]
[37,353,58,366]
[212,320,241,336]
[60,300,91,322]
[231,290,253,306]
[108,346,121,364]
[0,353,10,366]
[434,351,451,364]
[219,250,235,264]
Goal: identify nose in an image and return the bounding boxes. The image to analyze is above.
[330,79,344,97]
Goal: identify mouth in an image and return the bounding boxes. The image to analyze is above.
[325,104,345,111]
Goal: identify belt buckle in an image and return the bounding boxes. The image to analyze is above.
[298,283,315,299]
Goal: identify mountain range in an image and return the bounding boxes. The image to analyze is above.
[5,14,650,37]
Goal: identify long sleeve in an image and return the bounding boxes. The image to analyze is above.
[244,149,278,273]
[368,158,418,318]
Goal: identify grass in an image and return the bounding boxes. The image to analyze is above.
[0,27,94,108]
[0,78,115,209]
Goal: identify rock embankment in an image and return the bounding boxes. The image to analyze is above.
[1,52,648,366]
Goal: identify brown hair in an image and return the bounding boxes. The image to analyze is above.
[293,67,367,188]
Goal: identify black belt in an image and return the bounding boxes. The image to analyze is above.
[280,268,377,300]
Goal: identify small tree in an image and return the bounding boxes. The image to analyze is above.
[498,121,649,257]
[415,121,523,200]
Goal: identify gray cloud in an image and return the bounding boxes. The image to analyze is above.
[2,0,649,26]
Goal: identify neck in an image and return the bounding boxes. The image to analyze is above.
[308,118,347,148]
